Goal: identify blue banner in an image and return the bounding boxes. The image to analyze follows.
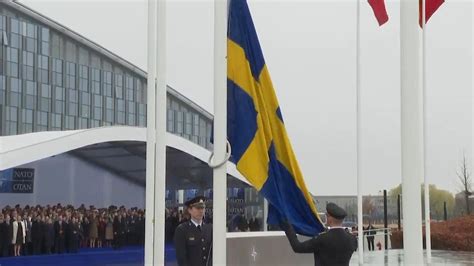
[0,168,35,193]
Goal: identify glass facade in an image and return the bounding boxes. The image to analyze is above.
[0,10,213,150]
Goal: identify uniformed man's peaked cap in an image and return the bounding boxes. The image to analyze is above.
[185,196,206,208]
[326,202,347,220]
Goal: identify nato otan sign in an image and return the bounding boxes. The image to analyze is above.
[0,168,35,193]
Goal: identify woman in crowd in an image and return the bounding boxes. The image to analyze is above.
[89,213,98,248]
[97,216,106,248]
[12,214,26,256]
[105,215,114,248]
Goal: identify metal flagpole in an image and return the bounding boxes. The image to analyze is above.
[212,0,228,265]
[421,0,432,263]
[153,0,167,264]
[145,0,157,264]
[401,0,424,263]
[355,0,364,264]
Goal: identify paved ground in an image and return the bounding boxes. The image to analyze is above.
[350,250,474,265]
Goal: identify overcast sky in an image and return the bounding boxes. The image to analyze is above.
[21,0,473,196]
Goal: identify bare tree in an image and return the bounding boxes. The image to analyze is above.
[457,154,472,215]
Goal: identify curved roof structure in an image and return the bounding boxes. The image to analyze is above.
[0,126,247,188]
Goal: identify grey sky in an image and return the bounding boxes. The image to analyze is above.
[21,0,472,196]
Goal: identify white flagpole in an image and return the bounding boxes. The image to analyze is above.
[401,0,424,264]
[145,0,157,264]
[154,0,167,264]
[421,0,432,263]
[355,0,364,264]
[213,0,228,265]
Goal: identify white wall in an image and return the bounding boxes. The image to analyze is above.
[0,153,145,208]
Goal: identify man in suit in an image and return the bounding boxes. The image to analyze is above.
[281,202,357,266]
[174,196,212,266]
[54,215,65,254]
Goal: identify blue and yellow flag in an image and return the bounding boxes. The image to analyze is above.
[227,0,324,236]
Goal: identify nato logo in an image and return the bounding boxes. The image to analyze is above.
[0,168,34,193]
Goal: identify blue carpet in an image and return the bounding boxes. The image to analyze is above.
[0,245,177,266]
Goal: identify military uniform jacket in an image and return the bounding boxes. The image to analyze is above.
[174,221,212,266]
[284,225,357,266]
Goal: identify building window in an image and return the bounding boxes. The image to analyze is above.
[52,58,63,86]
[0,45,4,76]
[24,80,37,110]
[176,111,184,135]
[138,103,146,127]
[67,88,78,116]
[51,113,62,130]
[6,106,18,135]
[9,18,21,49]
[23,21,37,53]
[136,78,145,103]
[116,99,125,124]
[40,27,49,56]
[21,108,33,133]
[38,55,49,84]
[79,65,89,91]
[206,123,213,149]
[6,47,19,77]
[103,71,112,97]
[36,110,48,131]
[167,109,174,132]
[125,75,134,101]
[91,68,100,94]
[66,62,76,89]
[78,117,88,129]
[0,76,5,105]
[8,77,21,107]
[115,74,123,99]
[185,112,193,135]
[127,101,136,126]
[65,115,75,130]
[199,118,207,146]
[91,119,100,128]
[22,51,34,81]
[193,113,200,137]
[39,84,52,112]
[93,94,102,120]
[105,97,114,123]
[54,86,65,114]
[80,92,90,118]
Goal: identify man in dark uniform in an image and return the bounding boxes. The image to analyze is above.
[174,196,212,266]
[281,202,357,266]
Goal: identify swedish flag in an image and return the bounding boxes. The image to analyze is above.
[227,0,324,236]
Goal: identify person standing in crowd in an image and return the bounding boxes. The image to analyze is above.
[81,216,90,248]
[0,214,9,257]
[136,210,145,245]
[12,214,26,256]
[105,214,114,248]
[44,217,55,254]
[89,213,98,248]
[54,215,65,254]
[281,202,357,266]
[24,214,33,255]
[97,215,106,248]
[67,217,80,253]
[174,196,212,266]
[31,214,42,255]
[365,221,376,251]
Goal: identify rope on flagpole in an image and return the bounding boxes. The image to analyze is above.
[208,140,232,168]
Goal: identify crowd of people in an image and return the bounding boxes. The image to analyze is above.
[0,203,264,258]
[0,204,145,257]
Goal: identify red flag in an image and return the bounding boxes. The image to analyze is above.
[419,0,445,26]
[368,0,389,26]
